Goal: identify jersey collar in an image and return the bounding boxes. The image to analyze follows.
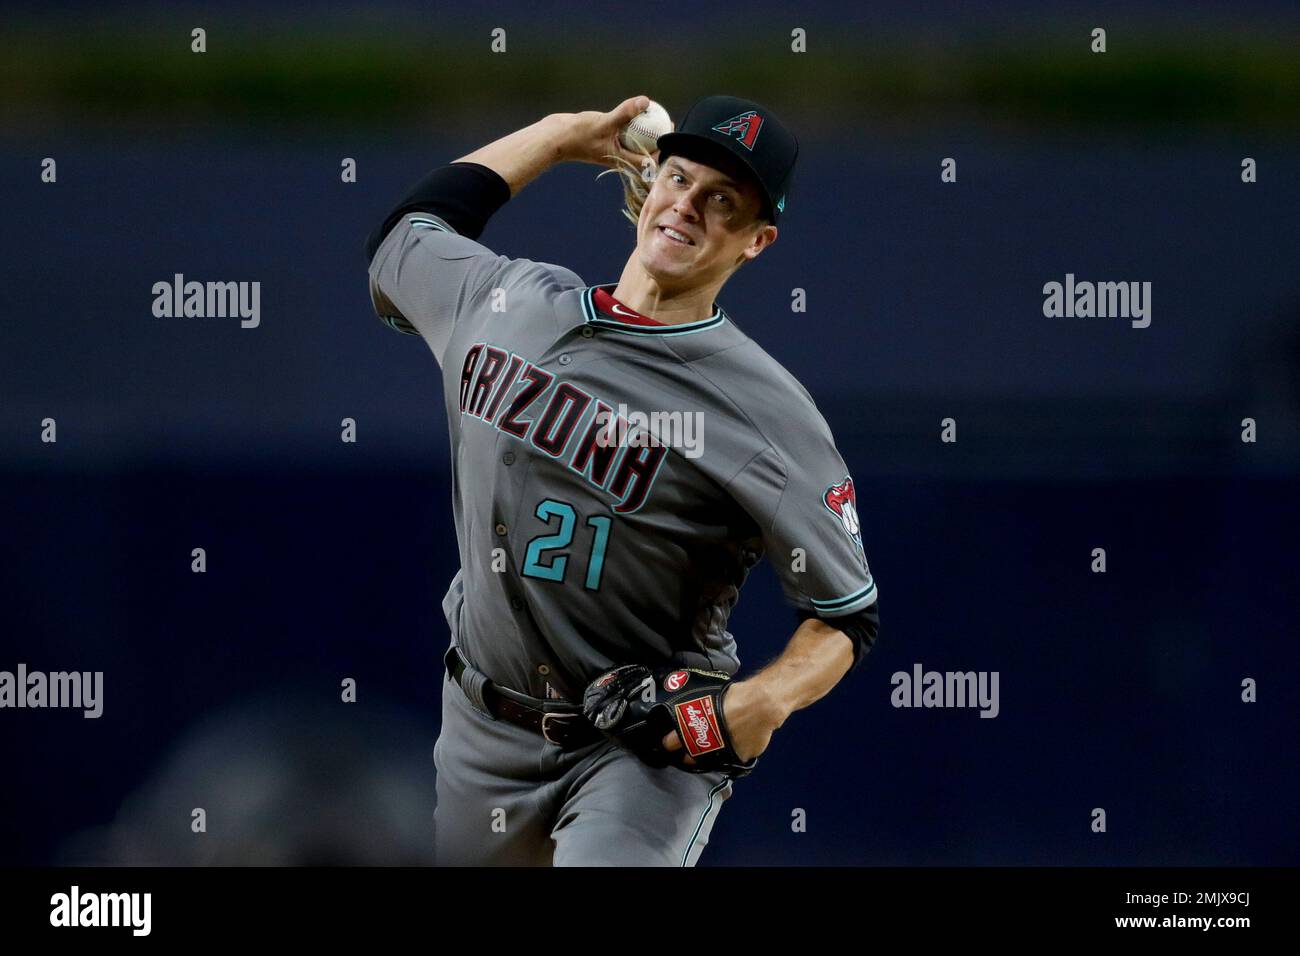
[579,284,728,336]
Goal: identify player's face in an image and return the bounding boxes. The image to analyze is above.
[636,155,777,290]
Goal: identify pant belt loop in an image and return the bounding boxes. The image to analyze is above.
[445,645,495,719]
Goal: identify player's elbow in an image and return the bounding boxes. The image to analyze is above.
[798,601,879,672]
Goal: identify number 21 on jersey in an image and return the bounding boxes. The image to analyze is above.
[521,499,612,590]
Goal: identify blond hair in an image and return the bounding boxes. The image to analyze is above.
[596,148,658,227]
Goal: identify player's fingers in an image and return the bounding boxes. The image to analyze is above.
[611,94,651,123]
[594,97,655,170]
[663,733,696,765]
[599,97,649,145]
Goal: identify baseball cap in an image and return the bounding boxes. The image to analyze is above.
[655,95,798,223]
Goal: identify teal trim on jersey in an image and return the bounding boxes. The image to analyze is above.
[580,286,726,336]
[383,315,419,335]
[680,778,730,867]
[810,579,878,615]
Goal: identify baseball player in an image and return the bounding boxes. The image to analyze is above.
[364,94,879,866]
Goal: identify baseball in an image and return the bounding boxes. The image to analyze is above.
[620,100,672,153]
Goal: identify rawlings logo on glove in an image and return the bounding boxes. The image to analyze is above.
[581,664,759,777]
[676,696,722,755]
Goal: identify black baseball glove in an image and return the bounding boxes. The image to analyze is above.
[582,664,759,777]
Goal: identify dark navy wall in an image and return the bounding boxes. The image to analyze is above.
[2,121,1296,864]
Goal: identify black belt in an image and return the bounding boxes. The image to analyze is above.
[447,649,603,750]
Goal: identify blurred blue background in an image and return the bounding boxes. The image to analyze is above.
[1,1,1297,865]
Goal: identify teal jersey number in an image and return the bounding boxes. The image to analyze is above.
[522,499,612,590]
[521,500,574,582]
[584,515,611,590]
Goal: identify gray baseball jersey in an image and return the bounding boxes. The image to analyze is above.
[368,212,877,702]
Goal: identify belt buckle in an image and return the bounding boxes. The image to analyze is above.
[540,712,575,746]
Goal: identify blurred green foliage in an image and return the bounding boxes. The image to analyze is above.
[3,24,1297,130]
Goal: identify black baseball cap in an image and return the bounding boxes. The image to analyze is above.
[655,95,798,223]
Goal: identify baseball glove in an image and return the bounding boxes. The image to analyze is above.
[582,664,759,777]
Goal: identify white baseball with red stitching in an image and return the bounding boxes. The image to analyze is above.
[620,100,672,152]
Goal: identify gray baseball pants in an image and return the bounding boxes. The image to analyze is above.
[433,661,734,866]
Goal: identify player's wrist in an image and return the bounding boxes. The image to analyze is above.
[541,112,584,164]
[731,677,790,732]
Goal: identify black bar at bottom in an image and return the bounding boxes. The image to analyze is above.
[0,866,1281,943]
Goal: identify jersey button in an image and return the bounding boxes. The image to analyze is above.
[495,522,508,535]
[536,664,551,676]
[558,354,572,365]
[509,597,524,611]
[580,327,595,339]
[502,452,515,465]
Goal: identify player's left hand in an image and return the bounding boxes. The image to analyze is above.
[584,664,763,776]
[662,679,778,766]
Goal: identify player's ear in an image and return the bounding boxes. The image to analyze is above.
[741,222,778,262]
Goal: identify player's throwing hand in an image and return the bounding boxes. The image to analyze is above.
[581,665,761,777]
[661,679,779,766]
[552,95,660,168]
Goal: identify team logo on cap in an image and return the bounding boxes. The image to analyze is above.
[823,476,867,566]
[712,110,764,150]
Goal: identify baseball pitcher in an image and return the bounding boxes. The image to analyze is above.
[364,94,880,866]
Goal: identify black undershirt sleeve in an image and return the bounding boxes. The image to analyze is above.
[795,600,880,673]
[364,162,512,263]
